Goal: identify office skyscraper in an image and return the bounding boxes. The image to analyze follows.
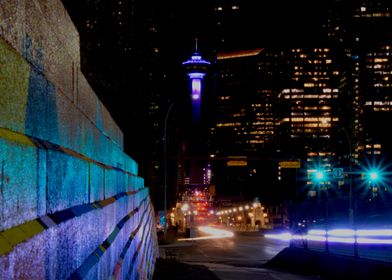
[278,48,341,191]
[328,0,392,160]
[210,48,286,200]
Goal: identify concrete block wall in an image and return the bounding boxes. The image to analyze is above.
[0,0,125,159]
[0,0,158,279]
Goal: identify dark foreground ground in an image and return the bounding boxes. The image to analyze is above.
[153,247,392,280]
[153,229,219,280]
[264,247,392,280]
[153,259,219,280]
[153,227,392,280]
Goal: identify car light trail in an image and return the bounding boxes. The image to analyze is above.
[356,229,392,236]
[356,238,392,244]
[178,226,234,241]
[264,232,292,241]
[265,227,392,245]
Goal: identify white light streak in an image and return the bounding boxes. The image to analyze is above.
[264,232,292,241]
[265,227,392,245]
[177,226,234,242]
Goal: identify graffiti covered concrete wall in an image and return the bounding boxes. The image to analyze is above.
[0,0,158,279]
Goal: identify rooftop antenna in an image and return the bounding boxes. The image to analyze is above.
[195,37,198,53]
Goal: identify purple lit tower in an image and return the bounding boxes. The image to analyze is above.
[182,41,210,122]
[182,40,210,186]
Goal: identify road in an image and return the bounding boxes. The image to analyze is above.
[161,230,320,280]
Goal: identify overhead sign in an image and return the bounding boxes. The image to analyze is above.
[227,156,247,167]
[279,160,301,169]
[332,168,344,179]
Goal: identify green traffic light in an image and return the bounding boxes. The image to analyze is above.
[313,169,326,183]
[316,171,324,180]
[369,171,379,181]
[367,170,381,183]
[362,160,389,186]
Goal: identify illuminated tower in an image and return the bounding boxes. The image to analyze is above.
[182,40,210,122]
[181,41,210,187]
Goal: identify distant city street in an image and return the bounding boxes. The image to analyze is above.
[159,230,318,280]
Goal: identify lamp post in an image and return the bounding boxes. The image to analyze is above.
[164,102,175,238]
[342,127,354,225]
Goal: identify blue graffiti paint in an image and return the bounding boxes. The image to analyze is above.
[25,68,59,144]
[24,33,59,145]
[22,33,44,73]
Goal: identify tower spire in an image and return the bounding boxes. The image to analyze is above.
[195,37,198,52]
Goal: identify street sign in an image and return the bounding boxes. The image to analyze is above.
[227,160,247,166]
[332,168,344,179]
[227,156,247,167]
[279,160,301,168]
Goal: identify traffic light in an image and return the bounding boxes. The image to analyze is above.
[365,169,381,184]
[312,169,327,183]
[315,170,325,181]
[369,171,379,181]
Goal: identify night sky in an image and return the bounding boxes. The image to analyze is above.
[168,0,332,51]
[62,0,333,165]
[62,1,333,95]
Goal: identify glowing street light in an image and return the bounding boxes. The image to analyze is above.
[312,169,327,183]
[181,203,190,212]
[366,170,381,183]
[316,171,325,180]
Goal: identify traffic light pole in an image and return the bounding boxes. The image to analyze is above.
[342,128,354,226]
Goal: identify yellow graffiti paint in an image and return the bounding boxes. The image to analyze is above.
[19,220,45,238]
[0,235,13,255]
[0,226,29,246]
[0,127,34,146]
[0,38,30,133]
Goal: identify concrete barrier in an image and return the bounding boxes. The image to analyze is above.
[0,0,158,279]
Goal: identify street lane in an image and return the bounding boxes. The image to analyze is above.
[162,230,320,279]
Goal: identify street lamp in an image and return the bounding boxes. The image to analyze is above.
[368,171,379,181]
[314,170,326,182]
[164,102,175,237]
[363,166,384,198]
[342,127,354,225]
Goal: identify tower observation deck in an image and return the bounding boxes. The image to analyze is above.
[182,44,210,121]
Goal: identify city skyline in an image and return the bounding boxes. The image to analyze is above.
[60,0,332,167]
[61,0,392,213]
